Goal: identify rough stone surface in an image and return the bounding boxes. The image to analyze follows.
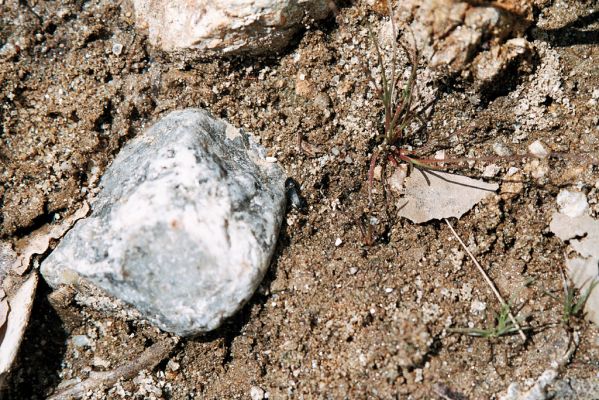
[396,0,533,76]
[40,109,286,336]
[133,0,333,55]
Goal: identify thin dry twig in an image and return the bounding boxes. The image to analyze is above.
[48,339,176,400]
[444,218,527,341]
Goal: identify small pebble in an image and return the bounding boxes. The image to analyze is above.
[250,386,265,400]
[556,189,589,218]
[167,360,180,371]
[493,142,513,157]
[92,357,111,369]
[528,140,549,158]
[506,167,520,177]
[72,335,91,348]
[349,267,358,275]
[112,42,123,56]
[335,237,343,247]
[482,164,500,177]
[470,300,487,314]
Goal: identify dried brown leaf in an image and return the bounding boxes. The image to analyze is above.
[397,169,499,223]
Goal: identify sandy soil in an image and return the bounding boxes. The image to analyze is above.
[1,0,599,398]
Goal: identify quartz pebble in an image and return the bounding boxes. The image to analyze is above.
[528,139,549,158]
[556,190,589,218]
[41,109,286,336]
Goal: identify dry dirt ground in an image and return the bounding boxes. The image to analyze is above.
[1,0,599,399]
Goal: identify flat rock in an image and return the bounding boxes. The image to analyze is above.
[133,0,333,55]
[41,109,286,336]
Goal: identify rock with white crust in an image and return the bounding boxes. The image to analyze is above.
[41,109,286,336]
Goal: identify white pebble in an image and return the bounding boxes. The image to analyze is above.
[482,164,500,177]
[470,300,487,314]
[528,140,549,158]
[72,335,91,348]
[334,237,343,247]
[112,42,123,56]
[250,386,265,400]
[506,167,520,177]
[557,189,589,217]
[493,142,513,157]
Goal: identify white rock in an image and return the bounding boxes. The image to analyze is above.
[470,300,487,314]
[556,190,589,218]
[250,386,265,400]
[483,163,500,177]
[41,109,286,336]
[133,0,333,55]
[493,142,513,157]
[112,42,123,56]
[528,140,549,158]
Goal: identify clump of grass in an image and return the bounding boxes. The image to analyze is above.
[552,270,599,326]
[561,281,598,324]
[365,2,441,205]
[448,302,531,339]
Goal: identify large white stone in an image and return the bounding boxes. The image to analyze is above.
[41,109,286,336]
[133,0,333,55]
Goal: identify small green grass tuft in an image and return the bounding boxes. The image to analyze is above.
[561,279,598,325]
[448,302,531,339]
[365,2,440,205]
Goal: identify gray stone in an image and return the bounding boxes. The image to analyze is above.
[41,109,286,336]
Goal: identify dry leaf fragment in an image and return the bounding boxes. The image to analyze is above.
[12,202,90,275]
[0,272,39,389]
[397,169,499,223]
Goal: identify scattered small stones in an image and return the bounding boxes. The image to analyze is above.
[41,109,286,336]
